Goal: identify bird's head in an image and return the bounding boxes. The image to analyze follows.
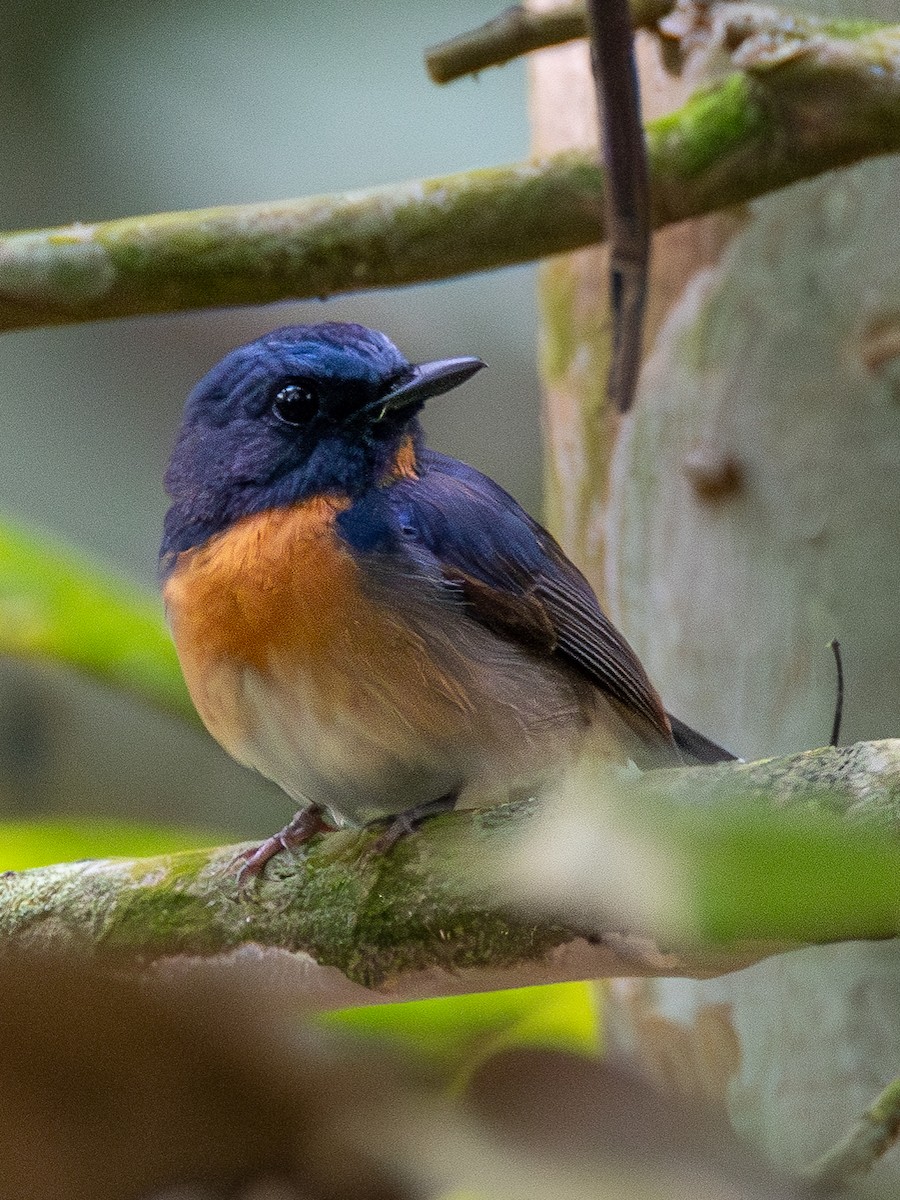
[161,322,484,563]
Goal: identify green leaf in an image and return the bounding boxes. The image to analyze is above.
[0,517,195,721]
[524,754,900,948]
[618,790,900,944]
[324,982,601,1091]
[672,801,900,943]
[0,817,222,871]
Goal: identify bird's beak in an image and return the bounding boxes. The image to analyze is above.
[375,356,486,418]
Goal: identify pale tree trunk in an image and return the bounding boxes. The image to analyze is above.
[530,0,900,1188]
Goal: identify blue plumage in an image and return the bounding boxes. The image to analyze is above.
[162,322,732,877]
[162,323,418,566]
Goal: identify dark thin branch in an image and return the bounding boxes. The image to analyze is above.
[829,639,844,747]
[585,0,652,412]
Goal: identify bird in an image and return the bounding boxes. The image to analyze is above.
[161,322,733,878]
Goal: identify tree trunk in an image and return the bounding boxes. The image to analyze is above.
[530,0,900,1185]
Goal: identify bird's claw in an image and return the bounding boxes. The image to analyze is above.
[232,806,332,892]
[367,792,459,854]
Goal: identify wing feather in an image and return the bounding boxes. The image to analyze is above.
[390,450,674,750]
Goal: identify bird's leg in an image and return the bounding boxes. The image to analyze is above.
[234,804,334,888]
[369,791,459,854]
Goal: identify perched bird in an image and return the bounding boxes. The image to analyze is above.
[162,323,732,876]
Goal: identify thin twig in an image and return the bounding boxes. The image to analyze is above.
[426,3,585,84]
[585,0,651,412]
[425,1,673,86]
[829,639,844,747]
[804,1074,900,1192]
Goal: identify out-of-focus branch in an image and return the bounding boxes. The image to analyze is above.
[1,741,898,1009]
[0,14,897,334]
[805,1075,900,1192]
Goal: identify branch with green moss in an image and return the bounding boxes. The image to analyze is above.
[1,740,898,1008]
[0,12,898,333]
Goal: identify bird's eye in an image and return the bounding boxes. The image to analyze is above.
[272,380,319,426]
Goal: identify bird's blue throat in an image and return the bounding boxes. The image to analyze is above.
[160,421,421,572]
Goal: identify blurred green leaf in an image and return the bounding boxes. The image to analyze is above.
[0,817,223,871]
[634,794,900,944]
[0,517,195,722]
[325,982,600,1091]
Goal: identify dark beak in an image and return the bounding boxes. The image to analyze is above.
[376,356,486,418]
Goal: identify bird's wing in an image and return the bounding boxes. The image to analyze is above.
[388,450,674,750]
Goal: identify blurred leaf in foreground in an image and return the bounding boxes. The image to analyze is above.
[0,950,798,1200]
[657,797,900,943]
[326,982,600,1091]
[0,517,194,721]
[0,816,223,871]
[498,754,900,946]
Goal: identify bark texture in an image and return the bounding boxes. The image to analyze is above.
[529,0,900,1184]
[1,742,897,1010]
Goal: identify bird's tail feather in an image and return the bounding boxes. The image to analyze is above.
[667,714,738,764]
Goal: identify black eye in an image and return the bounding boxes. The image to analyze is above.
[272,380,319,426]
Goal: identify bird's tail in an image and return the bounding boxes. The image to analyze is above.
[667,713,738,764]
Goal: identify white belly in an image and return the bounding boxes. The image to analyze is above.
[228,628,600,827]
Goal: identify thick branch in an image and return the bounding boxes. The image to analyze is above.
[1,741,897,1008]
[0,17,897,332]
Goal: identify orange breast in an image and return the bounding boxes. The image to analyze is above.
[164,495,356,670]
[163,494,469,763]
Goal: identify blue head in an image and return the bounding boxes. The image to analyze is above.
[161,322,484,567]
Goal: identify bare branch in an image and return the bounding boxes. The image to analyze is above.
[425,1,672,86]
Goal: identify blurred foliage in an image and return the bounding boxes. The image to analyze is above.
[0,517,193,722]
[511,764,900,949]
[326,983,601,1091]
[0,815,223,871]
[639,796,900,944]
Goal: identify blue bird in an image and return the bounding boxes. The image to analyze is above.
[162,323,733,876]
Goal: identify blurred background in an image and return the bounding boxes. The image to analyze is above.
[0,0,537,835]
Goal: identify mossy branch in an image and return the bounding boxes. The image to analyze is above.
[0,14,898,333]
[1,740,898,1008]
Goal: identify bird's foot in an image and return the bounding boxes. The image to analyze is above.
[234,805,334,889]
[369,792,459,854]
